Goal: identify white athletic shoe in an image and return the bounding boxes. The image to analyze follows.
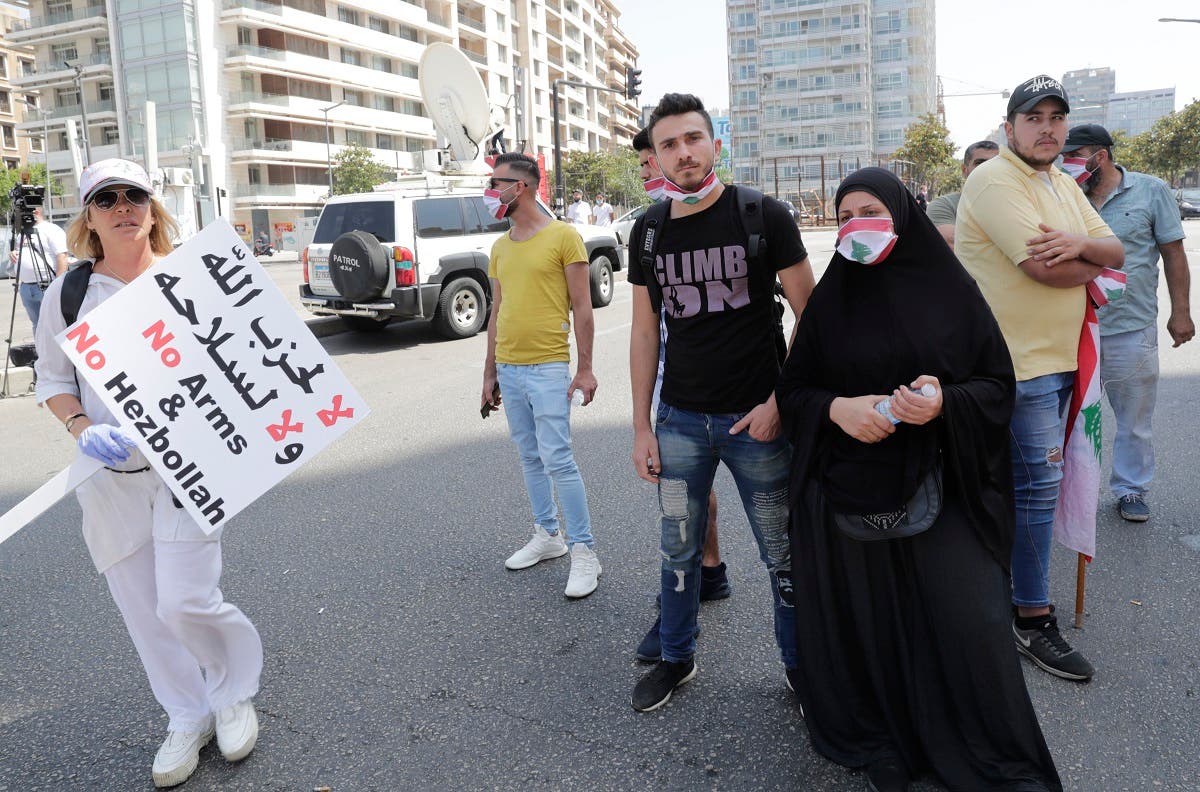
[564,544,601,598]
[504,526,568,570]
[152,724,214,788]
[215,699,258,762]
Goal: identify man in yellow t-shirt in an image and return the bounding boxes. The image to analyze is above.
[481,152,601,599]
[956,74,1123,684]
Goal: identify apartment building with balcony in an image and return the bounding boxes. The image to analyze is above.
[726,0,935,200]
[3,0,639,243]
[0,2,37,173]
[1063,67,1175,138]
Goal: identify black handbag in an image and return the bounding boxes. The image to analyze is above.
[832,461,943,542]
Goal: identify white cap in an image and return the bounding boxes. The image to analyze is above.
[79,158,154,205]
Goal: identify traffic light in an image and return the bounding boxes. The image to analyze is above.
[625,67,642,100]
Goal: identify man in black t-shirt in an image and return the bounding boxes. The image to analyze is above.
[628,93,816,712]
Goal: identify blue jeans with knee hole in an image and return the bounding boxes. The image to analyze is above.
[1009,371,1073,608]
[496,362,593,547]
[1100,326,1158,498]
[653,402,795,667]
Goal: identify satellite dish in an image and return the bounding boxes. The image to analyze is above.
[419,43,492,165]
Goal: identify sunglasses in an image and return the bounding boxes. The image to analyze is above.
[90,187,151,211]
[488,177,520,190]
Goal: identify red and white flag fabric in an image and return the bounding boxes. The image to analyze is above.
[1053,267,1127,560]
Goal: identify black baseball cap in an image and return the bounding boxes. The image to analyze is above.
[1007,74,1070,116]
[1062,123,1114,153]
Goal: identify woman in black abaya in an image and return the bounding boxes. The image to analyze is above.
[776,168,1061,792]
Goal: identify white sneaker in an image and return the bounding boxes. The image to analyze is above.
[152,724,214,788]
[504,526,568,570]
[564,544,601,598]
[215,699,258,762]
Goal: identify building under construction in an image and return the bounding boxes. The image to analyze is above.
[726,0,936,217]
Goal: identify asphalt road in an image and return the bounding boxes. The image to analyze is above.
[2,224,1199,791]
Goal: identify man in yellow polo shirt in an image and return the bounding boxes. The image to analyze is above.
[481,152,601,598]
[957,75,1123,683]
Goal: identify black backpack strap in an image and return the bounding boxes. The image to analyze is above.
[734,186,768,267]
[635,200,671,315]
[60,261,94,327]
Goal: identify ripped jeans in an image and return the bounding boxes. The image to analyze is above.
[654,402,795,668]
[1009,371,1073,608]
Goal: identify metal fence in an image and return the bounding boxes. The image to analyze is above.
[757,155,921,225]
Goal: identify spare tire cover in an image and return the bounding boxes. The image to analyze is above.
[329,230,389,303]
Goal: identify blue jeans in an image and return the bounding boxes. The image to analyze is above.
[1100,326,1158,498]
[19,282,45,332]
[1009,371,1073,608]
[496,362,593,547]
[654,403,795,667]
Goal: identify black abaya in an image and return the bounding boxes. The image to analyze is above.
[776,168,1061,790]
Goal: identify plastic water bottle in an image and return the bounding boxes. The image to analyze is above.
[571,390,586,408]
[875,383,937,424]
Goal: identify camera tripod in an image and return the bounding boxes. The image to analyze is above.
[2,224,54,398]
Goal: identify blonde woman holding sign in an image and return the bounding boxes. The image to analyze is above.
[34,159,262,788]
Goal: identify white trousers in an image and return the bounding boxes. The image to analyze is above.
[83,471,263,734]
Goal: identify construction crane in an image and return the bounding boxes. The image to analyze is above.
[936,77,1010,126]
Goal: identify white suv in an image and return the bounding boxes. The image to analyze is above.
[300,186,623,337]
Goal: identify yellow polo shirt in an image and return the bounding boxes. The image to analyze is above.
[489,220,587,365]
[955,146,1114,381]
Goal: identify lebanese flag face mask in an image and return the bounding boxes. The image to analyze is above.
[836,217,899,265]
[482,187,513,220]
[662,168,719,205]
[1060,156,1096,186]
[643,177,666,201]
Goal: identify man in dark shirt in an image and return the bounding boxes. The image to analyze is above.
[628,93,816,712]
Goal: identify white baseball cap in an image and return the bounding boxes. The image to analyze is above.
[79,158,154,205]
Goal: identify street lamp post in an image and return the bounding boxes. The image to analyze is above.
[321,100,346,195]
[63,60,92,164]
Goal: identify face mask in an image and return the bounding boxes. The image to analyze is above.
[836,217,898,265]
[643,177,666,201]
[482,185,517,220]
[1060,153,1099,186]
[662,168,719,205]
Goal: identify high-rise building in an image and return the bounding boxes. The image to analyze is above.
[1106,87,1175,136]
[3,0,639,241]
[1061,67,1115,127]
[0,2,40,173]
[726,0,936,200]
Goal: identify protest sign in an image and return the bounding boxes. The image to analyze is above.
[55,219,368,533]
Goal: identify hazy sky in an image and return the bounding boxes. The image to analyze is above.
[617,0,1200,154]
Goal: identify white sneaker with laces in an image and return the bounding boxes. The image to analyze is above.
[564,544,601,598]
[505,525,568,570]
[152,724,214,788]
[215,699,258,762]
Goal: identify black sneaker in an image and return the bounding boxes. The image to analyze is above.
[1117,494,1150,522]
[865,755,910,792]
[699,562,732,601]
[1013,610,1095,681]
[635,616,661,662]
[631,659,697,712]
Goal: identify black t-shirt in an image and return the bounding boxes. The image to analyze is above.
[629,186,807,413]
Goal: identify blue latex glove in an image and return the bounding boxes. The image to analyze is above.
[77,424,139,467]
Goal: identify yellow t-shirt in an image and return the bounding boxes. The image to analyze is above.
[489,220,588,364]
[955,146,1114,381]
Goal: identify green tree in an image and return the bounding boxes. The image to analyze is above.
[1109,129,1153,175]
[892,113,961,196]
[559,148,647,210]
[0,164,66,219]
[331,143,393,195]
[1145,100,1200,185]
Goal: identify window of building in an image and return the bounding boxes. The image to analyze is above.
[98,82,114,102]
[0,59,6,79]
[497,44,507,61]
[374,95,395,112]
[57,131,68,150]
[372,55,393,73]
[376,133,395,150]
[368,15,389,33]
[343,89,364,106]
[499,75,509,94]
[30,133,43,152]
[20,60,35,77]
[341,48,362,66]
[47,0,72,18]
[495,11,505,30]
[103,126,119,145]
[248,165,262,185]
[0,91,9,114]
[95,37,111,58]
[397,24,418,42]
[237,26,254,45]
[345,129,367,146]
[51,43,80,63]
[337,6,359,25]
[2,125,16,149]
[56,87,80,107]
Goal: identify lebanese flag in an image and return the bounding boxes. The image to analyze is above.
[1053,267,1127,560]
